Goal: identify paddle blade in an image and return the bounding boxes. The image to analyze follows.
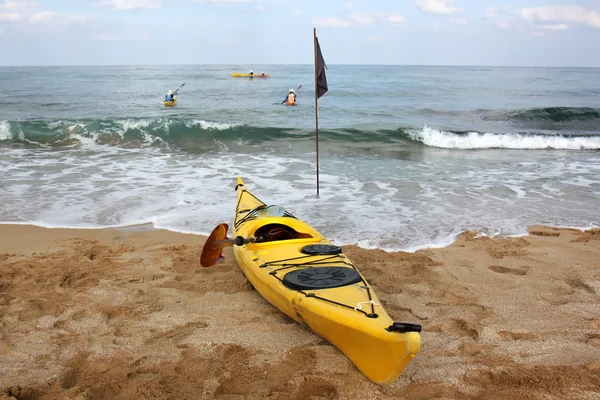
[200,223,230,267]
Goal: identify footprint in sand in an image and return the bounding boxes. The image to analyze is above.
[488,265,527,276]
[497,331,538,341]
[450,318,479,340]
[145,321,208,345]
[564,276,595,294]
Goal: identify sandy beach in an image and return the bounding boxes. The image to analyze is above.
[1,224,599,399]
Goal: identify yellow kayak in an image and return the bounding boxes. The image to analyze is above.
[231,72,270,77]
[231,177,421,384]
[164,95,177,107]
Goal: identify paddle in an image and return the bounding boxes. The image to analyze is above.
[172,82,185,96]
[200,223,259,267]
[276,85,302,105]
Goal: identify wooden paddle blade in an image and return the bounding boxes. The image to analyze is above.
[200,223,230,267]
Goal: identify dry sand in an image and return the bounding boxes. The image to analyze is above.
[1,224,599,399]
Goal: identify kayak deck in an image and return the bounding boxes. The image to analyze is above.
[231,177,421,384]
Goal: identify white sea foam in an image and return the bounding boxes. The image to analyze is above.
[188,119,239,130]
[1,140,599,251]
[412,125,600,149]
[0,121,11,141]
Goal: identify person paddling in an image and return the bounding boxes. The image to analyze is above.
[163,83,185,103]
[281,88,297,106]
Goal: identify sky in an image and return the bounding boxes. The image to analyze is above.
[1,0,599,67]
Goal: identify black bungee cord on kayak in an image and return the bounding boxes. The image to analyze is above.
[257,252,380,318]
[234,187,298,230]
[260,252,423,332]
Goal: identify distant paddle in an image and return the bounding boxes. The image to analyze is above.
[276,85,302,105]
[172,82,185,95]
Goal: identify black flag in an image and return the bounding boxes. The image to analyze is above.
[315,36,328,99]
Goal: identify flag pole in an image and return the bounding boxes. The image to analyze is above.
[313,27,320,196]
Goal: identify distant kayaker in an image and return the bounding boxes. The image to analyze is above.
[261,72,266,76]
[249,70,254,76]
[281,88,297,106]
[165,90,174,101]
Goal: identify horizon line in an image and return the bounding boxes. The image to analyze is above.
[1,63,599,69]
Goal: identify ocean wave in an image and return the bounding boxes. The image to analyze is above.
[482,106,600,123]
[409,126,600,150]
[0,118,246,149]
[1,117,599,151]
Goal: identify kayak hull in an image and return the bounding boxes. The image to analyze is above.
[164,95,177,107]
[231,72,270,77]
[231,177,421,385]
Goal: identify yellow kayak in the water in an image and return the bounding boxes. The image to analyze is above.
[231,72,270,77]
[163,95,177,107]
[226,177,422,384]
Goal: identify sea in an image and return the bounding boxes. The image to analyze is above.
[1,65,599,251]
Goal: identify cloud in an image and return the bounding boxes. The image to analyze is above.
[92,31,151,41]
[485,5,509,29]
[346,2,355,11]
[313,16,352,27]
[0,0,87,36]
[1,1,36,12]
[196,0,274,3]
[348,12,376,25]
[0,0,35,20]
[382,14,406,23]
[415,0,462,15]
[313,12,406,28]
[29,10,58,23]
[292,10,306,16]
[100,0,161,10]
[0,11,23,21]
[519,6,600,30]
[540,23,569,31]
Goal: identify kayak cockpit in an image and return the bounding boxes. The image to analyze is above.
[254,223,314,243]
[235,216,324,246]
[234,203,326,245]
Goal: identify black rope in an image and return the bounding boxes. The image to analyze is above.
[234,205,267,229]
[235,186,298,230]
[267,271,371,316]
[260,253,377,317]
[260,254,341,268]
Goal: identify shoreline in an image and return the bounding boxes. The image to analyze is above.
[1,223,599,398]
[1,220,599,253]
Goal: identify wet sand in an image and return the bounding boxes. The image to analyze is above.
[1,224,599,399]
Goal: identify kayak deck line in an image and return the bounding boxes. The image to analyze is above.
[256,252,380,318]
